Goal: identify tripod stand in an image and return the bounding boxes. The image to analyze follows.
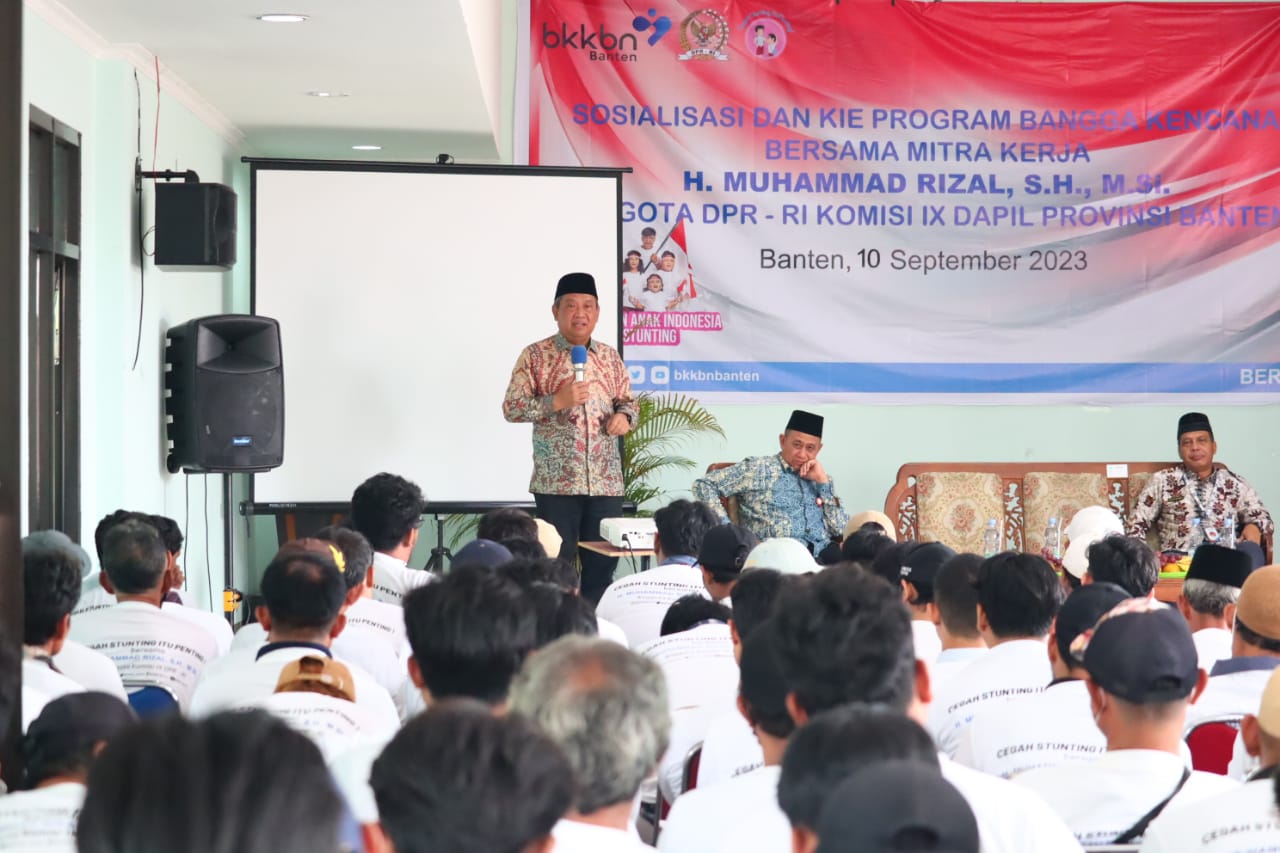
[423,514,453,573]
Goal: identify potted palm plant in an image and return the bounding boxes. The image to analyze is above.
[622,392,724,513]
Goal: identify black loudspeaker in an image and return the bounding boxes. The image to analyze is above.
[154,182,237,271]
[164,315,284,473]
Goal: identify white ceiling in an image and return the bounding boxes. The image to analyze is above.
[39,0,511,161]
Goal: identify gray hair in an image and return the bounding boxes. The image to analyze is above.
[508,636,670,814]
[1183,578,1240,617]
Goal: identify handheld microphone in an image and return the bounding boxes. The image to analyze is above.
[571,345,588,383]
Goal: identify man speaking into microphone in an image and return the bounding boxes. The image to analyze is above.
[503,272,637,603]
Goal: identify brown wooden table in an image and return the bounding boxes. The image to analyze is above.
[579,540,656,572]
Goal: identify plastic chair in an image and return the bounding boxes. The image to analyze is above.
[127,685,180,719]
[1184,715,1243,775]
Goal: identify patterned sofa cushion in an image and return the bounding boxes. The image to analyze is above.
[916,471,1005,554]
[1024,472,1110,554]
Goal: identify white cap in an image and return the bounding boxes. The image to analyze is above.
[1061,506,1125,579]
[1064,506,1123,543]
[744,537,819,576]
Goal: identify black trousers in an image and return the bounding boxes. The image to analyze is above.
[534,493,624,604]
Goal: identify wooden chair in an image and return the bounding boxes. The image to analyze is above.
[681,742,704,794]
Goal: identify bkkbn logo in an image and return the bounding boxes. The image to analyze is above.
[542,21,640,52]
[632,9,673,46]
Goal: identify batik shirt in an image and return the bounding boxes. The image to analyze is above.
[692,454,849,552]
[1127,464,1273,551]
[503,334,636,497]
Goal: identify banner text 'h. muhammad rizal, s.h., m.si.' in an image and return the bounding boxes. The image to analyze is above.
[528,0,1280,402]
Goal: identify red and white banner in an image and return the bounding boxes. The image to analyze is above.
[528,0,1280,401]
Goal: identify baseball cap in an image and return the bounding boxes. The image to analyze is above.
[1061,506,1125,579]
[1186,544,1253,589]
[1054,582,1131,666]
[1237,566,1280,644]
[453,539,513,570]
[698,524,759,575]
[900,542,957,599]
[275,655,357,702]
[534,519,563,558]
[1077,598,1199,704]
[814,760,979,853]
[24,692,137,761]
[1253,668,1280,738]
[744,538,818,576]
[843,510,897,542]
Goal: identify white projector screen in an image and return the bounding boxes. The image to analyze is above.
[250,162,623,506]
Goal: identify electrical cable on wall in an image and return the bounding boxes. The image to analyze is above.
[130,69,145,371]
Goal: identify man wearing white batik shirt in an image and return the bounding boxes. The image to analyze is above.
[955,582,1130,778]
[68,520,219,710]
[1177,544,1252,673]
[639,594,740,802]
[926,553,988,693]
[659,620,793,853]
[1141,666,1280,852]
[930,552,1063,757]
[509,637,669,853]
[189,544,398,731]
[350,472,434,605]
[770,564,1084,853]
[596,499,718,648]
[1016,598,1238,847]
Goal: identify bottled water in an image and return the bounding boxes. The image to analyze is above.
[1043,517,1062,559]
[983,519,1001,557]
[1188,517,1204,554]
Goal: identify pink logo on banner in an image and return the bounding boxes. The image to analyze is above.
[742,12,789,60]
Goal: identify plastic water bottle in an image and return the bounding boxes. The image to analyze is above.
[983,519,1001,557]
[1189,517,1204,554]
[1044,517,1062,559]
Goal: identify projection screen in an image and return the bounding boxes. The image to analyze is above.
[250,161,623,506]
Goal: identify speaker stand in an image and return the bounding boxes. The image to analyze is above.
[221,473,239,626]
[423,514,452,574]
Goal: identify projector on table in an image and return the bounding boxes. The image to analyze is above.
[600,517,657,550]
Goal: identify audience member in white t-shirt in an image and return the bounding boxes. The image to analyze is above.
[641,594,740,801]
[955,582,1131,778]
[0,692,137,853]
[696,569,791,789]
[21,535,92,728]
[350,472,434,605]
[1017,598,1239,847]
[1178,545,1251,672]
[926,553,989,691]
[698,524,761,604]
[1141,666,1280,852]
[597,499,718,648]
[770,704,961,853]
[145,513,234,654]
[1186,565,1280,733]
[772,564,1084,853]
[900,542,956,664]
[660,618,795,853]
[365,703,572,853]
[77,709,347,853]
[509,637,670,853]
[1059,505,1126,591]
[189,542,398,730]
[74,509,145,618]
[930,552,1063,757]
[68,519,220,710]
[402,563,539,710]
